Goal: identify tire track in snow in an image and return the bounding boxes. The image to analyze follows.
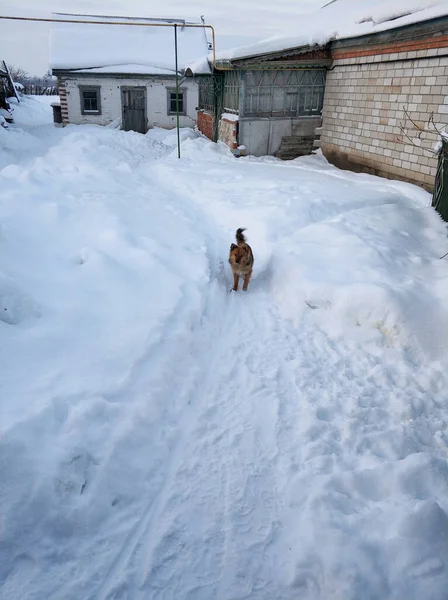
[92,267,232,600]
[129,288,299,600]
[134,303,246,599]
[43,276,203,600]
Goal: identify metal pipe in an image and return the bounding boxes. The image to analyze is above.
[174,24,181,159]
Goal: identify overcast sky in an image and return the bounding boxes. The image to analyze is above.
[0,0,324,74]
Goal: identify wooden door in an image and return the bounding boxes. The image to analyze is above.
[122,87,146,133]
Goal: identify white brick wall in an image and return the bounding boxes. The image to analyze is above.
[321,52,448,188]
[60,75,199,130]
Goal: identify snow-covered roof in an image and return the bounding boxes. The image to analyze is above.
[71,64,176,76]
[214,0,448,63]
[50,13,211,75]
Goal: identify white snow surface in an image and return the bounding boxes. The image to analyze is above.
[214,0,448,61]
[50,14,211,74]
[0,95,63,169]
[1,97,448,600]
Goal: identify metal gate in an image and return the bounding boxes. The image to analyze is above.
[432,137,448,222]
[121,87,147,133]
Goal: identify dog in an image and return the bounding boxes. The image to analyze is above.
[228,228,254,292]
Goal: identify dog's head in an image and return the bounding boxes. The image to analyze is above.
[229,243,246,264]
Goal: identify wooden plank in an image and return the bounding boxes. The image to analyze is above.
[1,60,20,103]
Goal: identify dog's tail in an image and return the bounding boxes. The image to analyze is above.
[236,228,246,243]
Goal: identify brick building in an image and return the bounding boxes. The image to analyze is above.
[322,19,448,190]
[192,2,448,190]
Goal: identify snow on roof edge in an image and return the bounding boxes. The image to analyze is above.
[69,64,178,76]
[211,1,448,64]
[185,55,212,75]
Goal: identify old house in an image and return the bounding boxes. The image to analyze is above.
[190,48,331,159]
[192,0,448,190]
[50,14,210,133]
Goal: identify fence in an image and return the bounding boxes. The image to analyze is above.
[22,85,58,96]
[432,137,448,222]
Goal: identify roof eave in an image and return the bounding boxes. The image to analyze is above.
[52,68,184,77]
[214,13,448,69]
[216,43,330,69]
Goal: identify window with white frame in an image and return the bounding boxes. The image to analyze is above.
[167,89,186,115]
[79,86,101,115]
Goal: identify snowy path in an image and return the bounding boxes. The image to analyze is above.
[1,100,448,600]
[75,267,447,600]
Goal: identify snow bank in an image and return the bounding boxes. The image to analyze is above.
[266,155,448,358]
[50,14,211,73]
[215,0,448,61]
[0,273,41,325]
[0,125,209,431]
[0,96,61,170]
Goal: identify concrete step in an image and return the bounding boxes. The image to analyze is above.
[274,135,315,160]
[275,149,313,160]
[280,136,314,147]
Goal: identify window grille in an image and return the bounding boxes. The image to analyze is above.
[244,70,326,117]
[198,77,215,112]
[167,89,185,115]
[223,71,240,113]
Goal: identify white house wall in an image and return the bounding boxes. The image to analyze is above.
[59,75,199,130]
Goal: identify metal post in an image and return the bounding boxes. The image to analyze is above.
[174,24,181,159]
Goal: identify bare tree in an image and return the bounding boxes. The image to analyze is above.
[398,106,446,157]
[6,64,30,85]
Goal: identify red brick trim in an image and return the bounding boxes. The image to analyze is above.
[58,83,69,124]
[333,35,448,60]
[197,110,214,141]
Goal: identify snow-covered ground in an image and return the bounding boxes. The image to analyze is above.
[0,95,64,169]
[1,97,448,600]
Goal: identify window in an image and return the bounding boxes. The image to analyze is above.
[198,77,214,112]
[79,86,101,115]
[223,71,240,113]
[167,89,186,115]
[243,69,326,118]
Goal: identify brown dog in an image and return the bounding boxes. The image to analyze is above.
[228,228,254,292]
